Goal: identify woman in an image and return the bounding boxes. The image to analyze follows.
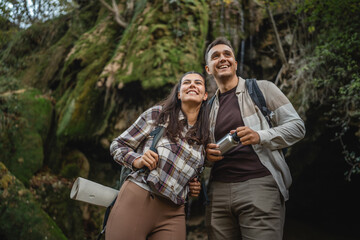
[106,71,209,240]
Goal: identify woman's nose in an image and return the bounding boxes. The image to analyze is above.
[189,81,196,87]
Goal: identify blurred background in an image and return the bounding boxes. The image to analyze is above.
[0,0,359,239]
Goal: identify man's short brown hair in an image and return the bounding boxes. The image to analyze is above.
[205,37,235,64]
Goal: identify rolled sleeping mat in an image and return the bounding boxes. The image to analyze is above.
[70,177,119,207]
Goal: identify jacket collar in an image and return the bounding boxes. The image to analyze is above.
[214,76,246,99]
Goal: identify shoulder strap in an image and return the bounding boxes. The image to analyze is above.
[149,126,165,153]
[245,79,288,156]
[245,78,273,127]
[208,95,216,108]
[97,196,117,240]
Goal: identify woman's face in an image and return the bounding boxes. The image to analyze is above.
[177,73,208,104]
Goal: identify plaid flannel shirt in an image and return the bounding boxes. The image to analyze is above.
[110,105,205,205]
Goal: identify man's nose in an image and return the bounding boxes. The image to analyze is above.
[219,54,226,62]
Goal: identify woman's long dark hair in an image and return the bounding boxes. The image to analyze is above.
[156,71,210,146]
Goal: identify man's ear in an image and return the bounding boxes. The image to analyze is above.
[205,65,211,75]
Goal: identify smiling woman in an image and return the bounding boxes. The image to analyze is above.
[177,73,208,125]
[106,71,210,240]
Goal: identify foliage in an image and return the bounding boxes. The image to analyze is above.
[4,0,76,28]
[298,0,360,179]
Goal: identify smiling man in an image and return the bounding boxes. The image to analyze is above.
[204,37,306,240]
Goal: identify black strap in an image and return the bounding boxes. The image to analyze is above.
[201,181,210,205]
[208,95,216,108]
[96,196,117,240]
[245,78,273,127]
[149,126,165,153]
[245,78,287,155]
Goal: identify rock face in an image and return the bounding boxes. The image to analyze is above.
[0,162,67,239]
[0,88,53,185]
[1,0,359,239]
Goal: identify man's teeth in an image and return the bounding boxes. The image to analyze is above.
[219,65,228,69]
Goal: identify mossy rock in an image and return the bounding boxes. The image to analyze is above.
[0,88,53,185]
[100,0,209,89]
[55,17,120,141]
[0,162,67,240]
[29,172,88,240]
[60,149,90,179]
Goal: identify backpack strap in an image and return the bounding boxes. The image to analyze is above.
[97,196,117,240]
[245,78,287,156]
[245,78,274,127]
[149,126,165,153]
[208,95,216,108]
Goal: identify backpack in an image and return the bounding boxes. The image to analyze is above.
[208,78,287,155]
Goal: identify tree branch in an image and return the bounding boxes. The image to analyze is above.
[99,0,127,28]
[265,2,288,68]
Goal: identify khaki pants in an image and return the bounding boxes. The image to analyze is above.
[105,180,186,240]
[205,175,285,240]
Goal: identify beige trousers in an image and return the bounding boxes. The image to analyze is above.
[205,175,285,240]
[105,180,185,240]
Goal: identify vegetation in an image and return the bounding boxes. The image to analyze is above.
[298,0,360,180]
[0,0,359,239]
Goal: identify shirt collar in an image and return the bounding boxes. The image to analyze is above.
[214,76,246,99]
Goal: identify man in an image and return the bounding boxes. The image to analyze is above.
[204,37,305,240]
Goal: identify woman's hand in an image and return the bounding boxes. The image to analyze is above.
[188,178,201,197]
[133,150,159,170]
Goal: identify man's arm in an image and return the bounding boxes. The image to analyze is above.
[256,81,305,150]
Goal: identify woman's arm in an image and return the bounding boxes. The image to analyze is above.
[110,106,162,171]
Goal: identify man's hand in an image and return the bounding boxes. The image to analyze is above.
[206,143,224,161]
[231,126,260,145]
[133,150,159,170]
[188,178,201,197]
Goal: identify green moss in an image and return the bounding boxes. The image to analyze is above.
[60,149,90,178]
[56,17,120,140]
[0,162,67,240]
[0,88,53,185]
[29,172,87,239]
[101,0,209,89]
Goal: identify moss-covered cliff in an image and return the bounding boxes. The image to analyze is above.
[0,0,359,239]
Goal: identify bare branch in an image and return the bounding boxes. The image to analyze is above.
[265,2,288,68]
[99,0,127,28]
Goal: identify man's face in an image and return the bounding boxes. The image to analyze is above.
[205,44,237,81]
